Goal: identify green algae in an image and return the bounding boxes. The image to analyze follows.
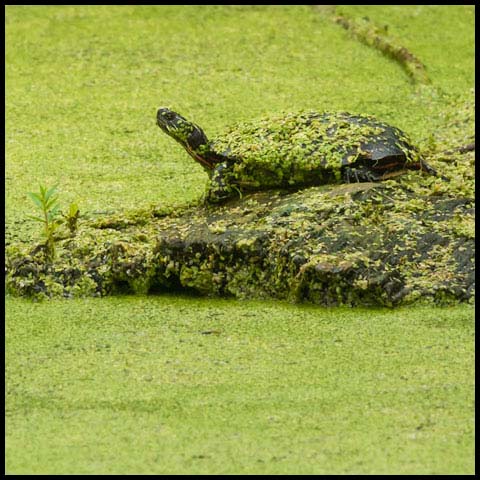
[5,296,475,474]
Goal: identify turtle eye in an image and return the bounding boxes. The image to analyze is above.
[164,111,176,121]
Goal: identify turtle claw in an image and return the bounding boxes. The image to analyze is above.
[342,166,381,183]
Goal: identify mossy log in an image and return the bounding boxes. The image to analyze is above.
[6,180,474,306]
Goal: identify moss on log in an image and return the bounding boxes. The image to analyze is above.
[6,177,474,306]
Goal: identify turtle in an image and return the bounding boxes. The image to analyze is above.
[156,107,443,203]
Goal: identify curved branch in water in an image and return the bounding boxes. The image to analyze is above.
[312,6,432,86]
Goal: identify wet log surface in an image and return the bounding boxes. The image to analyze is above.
[6,180,474,306]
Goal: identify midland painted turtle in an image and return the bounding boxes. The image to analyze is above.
[157,108,441,203]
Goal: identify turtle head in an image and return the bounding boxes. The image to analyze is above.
[157,107,214,171]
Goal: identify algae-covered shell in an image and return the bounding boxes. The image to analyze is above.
[210,111,418,168]
[204,111,430,201]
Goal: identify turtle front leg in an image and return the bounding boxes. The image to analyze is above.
[205,162,240,203]
[342,166,382,183]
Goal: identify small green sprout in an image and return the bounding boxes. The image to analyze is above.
[63,202,80,236]
[27,185,63,260]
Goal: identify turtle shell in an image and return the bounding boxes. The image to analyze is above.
[207,111,420,189]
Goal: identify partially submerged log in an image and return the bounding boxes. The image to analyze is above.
[6,180,474,306]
